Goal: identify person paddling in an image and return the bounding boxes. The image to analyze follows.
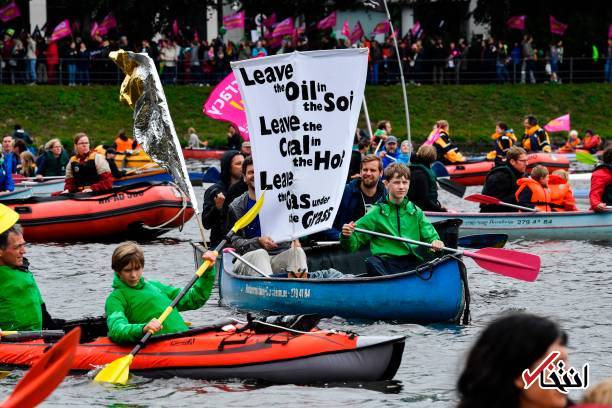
[105,241,217,344]
[341,163,443,276]
[0,207,64,331]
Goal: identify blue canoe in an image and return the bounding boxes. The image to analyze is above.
[194,243,468,324]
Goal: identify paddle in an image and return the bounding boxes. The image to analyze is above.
[0,327,80,408]
[124,162,159,175]
[94,192,265,385]
[458,234,508,249]
[465,193,538,212]
[575,150,598,165]
[0,329,65,338]
[225,249,269,277]
[437,177,467,198]
[431,161,448,178]
[353,227,540,282]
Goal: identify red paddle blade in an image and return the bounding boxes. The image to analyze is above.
[2,327,81,408]
[465,193,500,205]
[463,247,540,282]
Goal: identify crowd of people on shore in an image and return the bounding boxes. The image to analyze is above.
[2,24,612,86]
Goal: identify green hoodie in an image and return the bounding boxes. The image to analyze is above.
[105,266,215,344]
[340,195,440,260]
[0,265,44,331]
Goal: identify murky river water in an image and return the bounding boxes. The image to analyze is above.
[1,180,610,407]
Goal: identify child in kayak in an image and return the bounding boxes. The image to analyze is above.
[548,170,578,211]
[340,163,444,276]
[105,241,217,344]
[515,165,552,212]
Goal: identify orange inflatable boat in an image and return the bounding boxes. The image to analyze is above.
[0,320,405,383]
[4,182,193,242]
[446,153,570,186]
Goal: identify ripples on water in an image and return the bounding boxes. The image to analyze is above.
[0,184,610,407]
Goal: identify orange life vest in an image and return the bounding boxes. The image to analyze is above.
[114,137,135,153]
[558,137,581,153]
[548,174,577,211]
[515,177,553,212]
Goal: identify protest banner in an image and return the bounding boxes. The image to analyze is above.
[0,1,20,23]
[232,49,368,241]
[544,114,570,132]
[202,72,250,140]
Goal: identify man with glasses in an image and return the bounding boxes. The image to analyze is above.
[480,146,528,213]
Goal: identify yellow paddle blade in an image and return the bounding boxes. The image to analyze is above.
[232,191,265,233]
[93,354,134,385]
[0,331,18,336]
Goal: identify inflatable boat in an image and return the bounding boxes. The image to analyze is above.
[0,320,405,384]
[4,182,193,242]
[446,153,570,186]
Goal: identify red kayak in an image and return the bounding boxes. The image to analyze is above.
[446,153,570,186]
[4,182,194,242]
[0,321,404,384]
[182,148,226,160]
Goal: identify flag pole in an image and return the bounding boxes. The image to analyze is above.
[362,97,374,140]
[382,0,412,154]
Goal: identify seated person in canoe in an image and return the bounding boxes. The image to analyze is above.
[590,146,612,212]
[0,211,64,331]
[480,147,528,213]
[35,138,69,180]
[112,128,140,154]
[427,120,465,165]
[521,115,552,153]
[105,241,217,344]
[486,122,517,162]
[515,165,553,212]
[581,129,603,154]
[104,147,127,179]
[557,129,580,153]
[226,157,308,277]
[548,170,578,212]
[340,163,443,276]
[62,133,113,194]
[408,145,447,212]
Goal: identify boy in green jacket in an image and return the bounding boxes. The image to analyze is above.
[105,241,217,344]
[340,163,444,276]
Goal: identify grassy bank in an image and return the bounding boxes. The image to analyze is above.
[0,83,609,149]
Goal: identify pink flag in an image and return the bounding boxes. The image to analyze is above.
[264,13,276,28]
[90,22,100,38]
[223,10,244,30]
[506,15,526,30]
[410,21,421,36]
[549,16,567,36]
[317,11,337,30]
[203,72,249,141]
[608,24,611,39]
[544,114,570,132]
[172,19,179,36]
[194,30,200,42]
[50,19,72,41]
[349,21,364,43]
[272,17,294,37]
[341,20,350,37]
[0,1,20,23]
[100,13,117,31]
[371,20,390,36]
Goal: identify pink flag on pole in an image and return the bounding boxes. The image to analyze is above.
[317,11,337,30]
[506,15,526,30]
[100,13,117,31]
[50,19,72,41]
[608,24,611,39]
[549,16,567,36]
[172,19,179,36]
[349,21,364,43]
[194,30,200,42]
[264,13,276,28]
[90,22,100,38]
[410,21,421,36]
[341,20,350,37]
[371,20,390,36]
[223,10,245,30]
[0,1,20,23]
[544,114,571,132]
[203,72,249,141]
[272,17,294,37]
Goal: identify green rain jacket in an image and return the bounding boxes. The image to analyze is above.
[0,265,44,331]
[340,195,440,261]
[105,267,215,344]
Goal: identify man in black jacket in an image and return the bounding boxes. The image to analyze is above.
[480,146,528,213]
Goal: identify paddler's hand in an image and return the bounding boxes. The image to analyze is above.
[431,240,444,252]
[202,250,217,264]
[379,151,387,158]
[258,236,277,251]
[214,192,225,209]
[594,202,607,212]
[82,188,93,193]
[143,318,162,334]
[341,222,355,237]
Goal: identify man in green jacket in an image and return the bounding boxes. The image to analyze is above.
[105,241,217,344]
[341,163,444,276]
[0,221,64,331]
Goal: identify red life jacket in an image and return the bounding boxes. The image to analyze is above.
[515,178,553,212]
[548,174,577,211]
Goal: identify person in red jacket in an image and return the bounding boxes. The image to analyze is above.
[581,129,603,154]
[548,170,578,211]
[589,146,612,212]
[516,165,552,212]
[62,133,113,194]
[44,38,59,84]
